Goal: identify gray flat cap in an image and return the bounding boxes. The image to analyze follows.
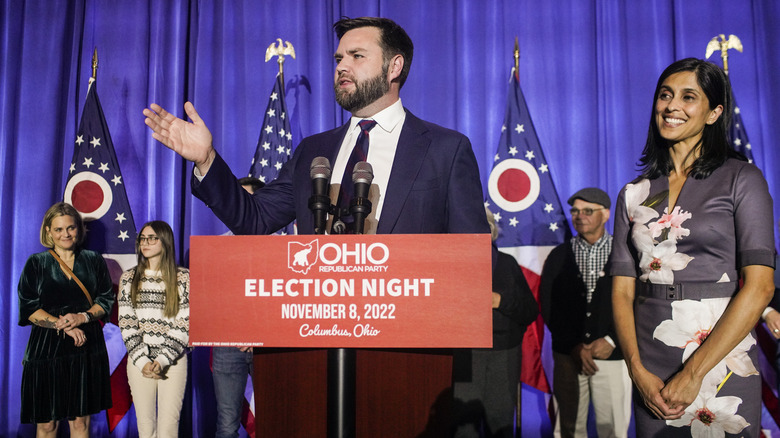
[567,187,611,209]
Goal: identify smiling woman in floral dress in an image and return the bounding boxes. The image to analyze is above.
[609,58,775,437]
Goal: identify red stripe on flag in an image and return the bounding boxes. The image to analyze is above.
[520,267,551,393]
[762,379,780,430]
[756,323,780,431]
[106,354,132,432]
[241,398,256,438]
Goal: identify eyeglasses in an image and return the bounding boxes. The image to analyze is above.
[138,235,160,245]
[570,207,604,217]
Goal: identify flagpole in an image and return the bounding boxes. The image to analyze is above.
[92,47,98,79]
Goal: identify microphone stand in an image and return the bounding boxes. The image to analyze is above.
[325,161,372,437]
[324,204,355,438]
[327,348,355,438]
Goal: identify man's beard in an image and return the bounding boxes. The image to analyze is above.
[334,68,390,113]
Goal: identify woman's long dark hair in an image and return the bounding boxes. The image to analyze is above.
[130,220,179,318]
[638,58,744,180]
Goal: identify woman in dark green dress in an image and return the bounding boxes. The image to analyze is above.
[17,202,114,437]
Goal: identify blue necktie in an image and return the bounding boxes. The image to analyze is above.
[337,119,377,222]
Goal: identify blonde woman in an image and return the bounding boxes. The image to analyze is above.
[119,220,190,438]
[18,202,113,437]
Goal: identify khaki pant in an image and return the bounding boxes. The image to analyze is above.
[127,354,188,438]
[552,351,632,438]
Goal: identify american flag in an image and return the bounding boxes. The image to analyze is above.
[64,77,136,433]
[248,73,295,235]
[228,72,297,436]
[485,68,570,397]
[730,96,757,165]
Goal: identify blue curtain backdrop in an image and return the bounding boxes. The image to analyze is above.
[2,1,779,436]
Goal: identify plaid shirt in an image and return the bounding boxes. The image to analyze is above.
[571,232,612,303]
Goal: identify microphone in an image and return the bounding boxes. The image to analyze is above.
[350,161,374,234]
[308,157,332,234]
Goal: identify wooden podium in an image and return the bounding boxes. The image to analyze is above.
[252,348,452,437]
[190,234,492,437]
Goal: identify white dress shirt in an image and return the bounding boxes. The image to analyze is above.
[330,98,406,229]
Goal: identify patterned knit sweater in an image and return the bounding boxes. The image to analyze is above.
[118,267,190,369]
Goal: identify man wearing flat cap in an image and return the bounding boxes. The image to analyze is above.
[540,188,632,438]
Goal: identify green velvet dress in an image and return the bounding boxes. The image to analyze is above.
[17,249,115,423]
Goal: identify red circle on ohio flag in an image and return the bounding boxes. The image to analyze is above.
[497,168,531,202]
[488,159,540,212]
[64,171,113,220]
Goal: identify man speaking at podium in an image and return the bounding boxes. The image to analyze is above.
[144,16,490,435]
[143,16,488,238]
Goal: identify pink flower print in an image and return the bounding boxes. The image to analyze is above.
[648,206,692,241]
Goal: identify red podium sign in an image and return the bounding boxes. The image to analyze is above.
[189,234,492,348]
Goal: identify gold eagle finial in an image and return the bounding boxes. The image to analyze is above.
[265,39,296,78]
[705,34,742,75]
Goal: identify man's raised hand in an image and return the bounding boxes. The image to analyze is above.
[143,101,216,174]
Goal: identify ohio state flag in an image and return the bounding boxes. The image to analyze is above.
[485,68,570,394]
[65,76,136,432]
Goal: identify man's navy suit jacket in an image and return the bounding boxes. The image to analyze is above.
[192,109,490,237]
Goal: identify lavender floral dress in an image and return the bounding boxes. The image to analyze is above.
[609,158,775,438]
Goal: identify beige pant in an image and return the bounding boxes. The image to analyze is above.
[127,354,188,438]
[552,351,632,438]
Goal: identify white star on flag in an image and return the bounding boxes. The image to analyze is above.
[90,136,101,147]
[525,150,535,160]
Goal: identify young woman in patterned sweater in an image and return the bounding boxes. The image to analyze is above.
[118,220,189,438]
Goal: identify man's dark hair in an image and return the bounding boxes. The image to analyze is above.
[333,17,414,88]
[238,176,265,193]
